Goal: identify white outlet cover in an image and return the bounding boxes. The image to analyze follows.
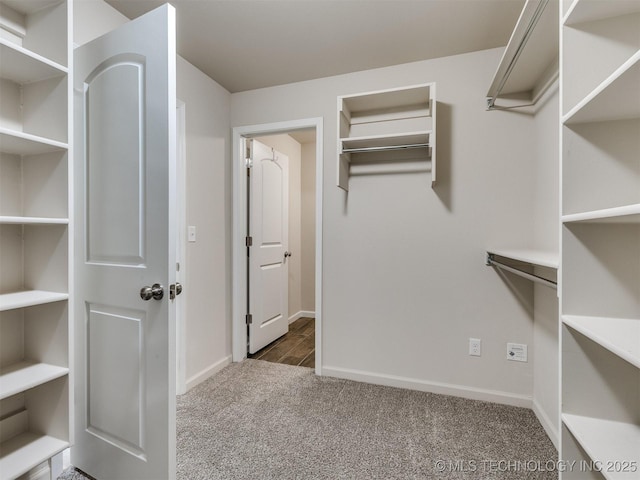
[469,338,481,356]
[507,343,527,362]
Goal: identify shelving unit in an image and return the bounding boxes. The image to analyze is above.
[486,0,559,110]
[0,0,71,478]
[560,1,640,476]
[337,83,436,191]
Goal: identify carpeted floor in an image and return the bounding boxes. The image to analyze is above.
[61,359,557,479]
[176,359,557,480]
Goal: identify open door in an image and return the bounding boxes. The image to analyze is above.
[248,139,290,353]
[73,5,177,479]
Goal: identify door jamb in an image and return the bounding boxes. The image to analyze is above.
[176,100,187,394]
[232,118,323,375]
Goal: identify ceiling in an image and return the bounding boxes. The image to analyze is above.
[105,0,525,93]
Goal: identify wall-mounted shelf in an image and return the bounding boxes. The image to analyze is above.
[337,83,436,191]
[486,0,559,110]
[563,0,640,26]
[486,249,558,289]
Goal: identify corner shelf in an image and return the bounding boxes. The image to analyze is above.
[0,290,69,311]
[563,315,639,369]
[562,414,640,479]
[337,83,436,190]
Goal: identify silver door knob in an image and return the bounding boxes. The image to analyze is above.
[140,283,164,301]
[284,251,292,258]
[170,282,183,300]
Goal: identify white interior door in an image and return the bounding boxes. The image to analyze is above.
[73,5,177,479]
[248,139,290,353]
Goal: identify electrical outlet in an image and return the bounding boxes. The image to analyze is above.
[507,343,527,362]
[469,338,481,356]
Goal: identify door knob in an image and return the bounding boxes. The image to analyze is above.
[284,251,292,258]
[140,283,164,301]
[170,282,183,300]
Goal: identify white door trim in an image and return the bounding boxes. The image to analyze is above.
[176,100,187,395]
[232,118,323,375]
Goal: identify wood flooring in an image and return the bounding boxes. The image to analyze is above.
[248,317,315,368]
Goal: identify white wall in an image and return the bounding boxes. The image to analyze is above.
[74,0,232,391]
[231,48,540,405]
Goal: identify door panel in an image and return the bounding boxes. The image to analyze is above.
[74,5,176,479]
[248,139,289,353]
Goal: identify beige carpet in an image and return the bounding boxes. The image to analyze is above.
[61,359,557,479]
[176,359,557,479]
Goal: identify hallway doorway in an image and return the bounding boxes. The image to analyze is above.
[232,118,324,373]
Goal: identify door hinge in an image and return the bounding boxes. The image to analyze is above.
[245,236,253,247]
[245,139,253,169]
[245,313,253,325]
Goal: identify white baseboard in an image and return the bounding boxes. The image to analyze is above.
[288,310,316,324]
[185,355,232,392]
[322,365,533,409]
[533,398,559,450]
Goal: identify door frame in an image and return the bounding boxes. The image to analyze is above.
[232,118,324,374]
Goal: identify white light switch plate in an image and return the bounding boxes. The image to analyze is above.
[188,226,196,242]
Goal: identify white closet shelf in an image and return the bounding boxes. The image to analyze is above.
[563,315,640,369]
[562,204,640,223]
[0,127,68,156]
[341,132,431,152]
[0,216,69,225]
[486,249,559,269]
[0,433,68,480]
[1,0,64,15]
[342,84,431,114]
[0,361,69,400]
[0,290,69,311]
[562,414,640,479]
[563,0,640,26]
[563,52,640,124]
[0,38,67,84]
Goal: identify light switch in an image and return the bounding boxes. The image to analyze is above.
[188,226,196,242]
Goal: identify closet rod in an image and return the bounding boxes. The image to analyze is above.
[486,255,557,290]
[486,0,549,110]
[343,143,429,154]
